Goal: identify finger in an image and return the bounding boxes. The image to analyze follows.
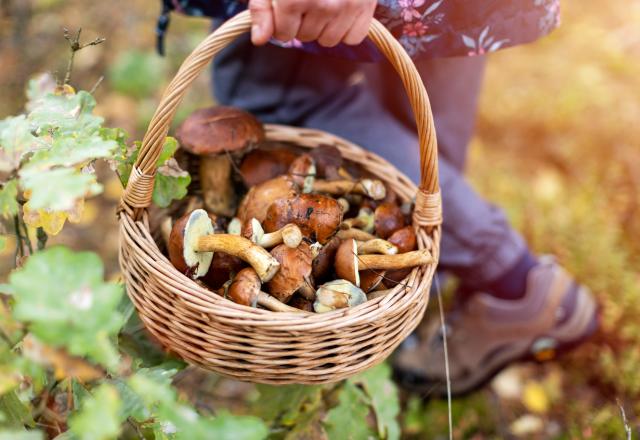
[343,5,375,45]
[273,0,304,42]
[317,12,352,47]
[249,0,275,45]
[296,11,331,42]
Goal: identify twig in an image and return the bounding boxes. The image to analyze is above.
[13,215,23,260]
[435,274,453,440]
[89,75,104,94]
[62,27,106,86]
[20,217,33,255]
[127,416,146,439]
[617,398,632,440]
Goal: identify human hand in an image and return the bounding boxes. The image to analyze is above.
[249,0,377,47]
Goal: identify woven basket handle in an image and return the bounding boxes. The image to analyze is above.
[120,10,441,227]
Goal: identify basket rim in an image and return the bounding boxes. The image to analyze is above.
[119,124,440,329]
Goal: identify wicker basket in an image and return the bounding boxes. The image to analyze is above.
[118,10,442,384]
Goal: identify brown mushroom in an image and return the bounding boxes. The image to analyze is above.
[288,294,315,312]
[239,147,297,187]
[202,252,246,290]
[263,193,343,244]
[313,279,367,313]
[340,207,374,232]
[176,107,265,216]
[168,209,280,282]
[309,145,343,180]
[242,218,303,249]
[383,226,418,287]
[312,236,341,282]
[226,268,302,312]
[236,175,297,223]
[374,202,405,239]
[265,242,315,303]
[334,238,432,287]
[288,153,316,193]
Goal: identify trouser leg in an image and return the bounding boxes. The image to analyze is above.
[212,39,527,286]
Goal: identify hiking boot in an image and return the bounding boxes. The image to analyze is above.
[392,256,599,396]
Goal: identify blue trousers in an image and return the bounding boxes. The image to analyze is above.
[212,35,527,286]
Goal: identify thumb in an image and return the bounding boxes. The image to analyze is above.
[249,0,274,45]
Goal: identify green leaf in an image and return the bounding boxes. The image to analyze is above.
[153,172,190,208]
[0,429,43,440]
[23,134,117,172]
[116,137,190,208]
[0,115,39,173]
[352,364,400,440]
[128,373,268,440]
[108,51,166,99]
[253,384,322,425]
[68,383,123,440]
[25,73,56,112]
[323,382,374,440]
[8,246,124,369]
[28,91,103,136]
[0,390,34,429]
[0,180,19,219]
[20,168,102,212]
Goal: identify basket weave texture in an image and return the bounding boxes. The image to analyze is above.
[118,11,442,384]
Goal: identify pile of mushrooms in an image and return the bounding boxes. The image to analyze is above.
[166,106,433,314]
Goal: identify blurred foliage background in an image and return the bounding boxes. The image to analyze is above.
[1,0,639,437]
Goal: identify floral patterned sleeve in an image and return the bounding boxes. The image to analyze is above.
[159,0,560,60]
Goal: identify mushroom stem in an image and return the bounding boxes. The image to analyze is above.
[357,239,398,255]
[196,235,280,282]
[357,249,433,271]
[312,179,386,200]
[261,224,303,248]
[336,228,376,241]
[200,156,236,217]
[337,198,350,214]
[340,208,374,232]
[256,291,306,313]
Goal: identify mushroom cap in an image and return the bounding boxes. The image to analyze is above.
[239,148,298,187]
[241,218,264,243]
[288,153,316,193]
[374,202,405,239]
[313,279,367,313]
[176,106,265,156]
[387,226,417,254]
[265,242,313,303]
[202,252,246,290]
[310,145,343,179]
[227,267,261,306]
[360,270,384,292]
[288,295,315,312]
[168,209,215,279]
[237,175,297,223]
[312,236,341,282]
[263,193,343,244]
[334,238,360,286]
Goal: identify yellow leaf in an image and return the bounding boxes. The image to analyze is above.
[522,381,549,414]
[22,335,104,381]
[23,198,85,235]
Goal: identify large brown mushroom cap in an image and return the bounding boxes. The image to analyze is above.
[239,148,298,187]
[168,210,216,279]
[265,243,314,303]
[237,176,297,223]
[312,237,342,282]
[387,226,417,254]
[334,239,360,286]
[226,267,261,306]
[263,193,343,244]
[176,106,265,156]
[374,202,405,239]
